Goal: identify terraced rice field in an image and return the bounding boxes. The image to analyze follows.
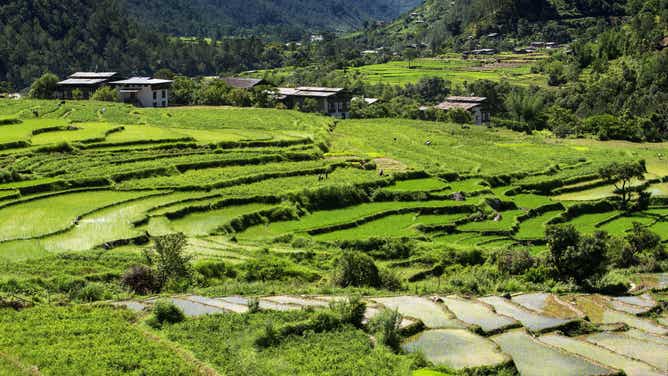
[1,100,668,375]
[402,329,511,369]
[492,330,617,376]
[115,289,667,376]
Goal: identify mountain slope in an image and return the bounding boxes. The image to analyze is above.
[370,0,628,48]
[125,0,423,39]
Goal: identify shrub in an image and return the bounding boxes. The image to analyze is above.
[194,260,235,279]
[496,248,535,275]
[254,320,279,348]
[379,268,402,291]
[546,225,608,285]
[368,309,403,352]
[150,300,186,328]
[594,271,631,295]
[77,283,106,302]
[329,295,366,328]
[447,108,473,124]
[121,265,158,295]
[28,72,58,99]
[91,86,119,102]
[248,297,261,313]
[332,251,381,288]
[145,233,192,290]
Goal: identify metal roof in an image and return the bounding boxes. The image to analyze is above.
[223,77,265,89]
[110,77,173,85]
[296,87,344,93]
[69,72,118,79]
[57,78,108,86]
[276,87,343,98]
[435,101,481,111]
[445,96,487,103]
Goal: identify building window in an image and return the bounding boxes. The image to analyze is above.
[162,90,166,98]
[153,91,157,100]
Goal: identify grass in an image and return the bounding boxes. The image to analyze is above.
[515,210,563,239]
[348,57,547,87]
[0,305,197,375]
[330,119,622,175]
[240,200,466,241]
[161,310,412,375]
[0,190,154,242]
[384,178,447,192]
[166,203,276,236]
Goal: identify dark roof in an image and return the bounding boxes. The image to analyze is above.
[223,77,265,89]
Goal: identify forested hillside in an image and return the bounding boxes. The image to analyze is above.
[126,0,423,40]
[362,0,630,50]
[0,0,285,88]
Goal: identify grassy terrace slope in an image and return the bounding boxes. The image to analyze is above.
[0,99,667,375]
[349,54,548,87]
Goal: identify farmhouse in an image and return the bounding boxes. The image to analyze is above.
[110,77,173,108]
[56,72,120,99]
[434,96,490,125]
[222,77,267,89]
[276,87,352,119]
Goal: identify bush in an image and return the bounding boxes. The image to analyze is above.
[194,260,235,279]
[332,251,381,288]
[379,268,402,291]
[594,271,630,295]
[248,297,261,313]
[121,265,158,295]
[77,283,105,302]
[447,108,473,124]
[145,233,192,290]
[150,300,186,328]
[91,86,119,102]
[546,225,608,285]
[368,309,403,352]
[329,295,366,328]
[496,248,535,275]
[28,72,58,99]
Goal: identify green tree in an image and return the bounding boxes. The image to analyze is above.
[145,233,192,290]
[403,47,419,69]
[91,86,119,102]
[28,73,59,99]
[546,225,608,285]
[599,162,646,208]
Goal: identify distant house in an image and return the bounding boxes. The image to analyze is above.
[530,42,546,48]
[310,34,324,43]
[434,96,490,125]
[545,42,559,49]
[110,77,173,108]
[222,77,266,89]
[277,87,352,119]
[56,72,119,99]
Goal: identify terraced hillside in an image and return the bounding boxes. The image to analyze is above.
[1,99,667,374]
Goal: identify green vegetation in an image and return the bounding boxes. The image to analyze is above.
[0,99,667,374]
